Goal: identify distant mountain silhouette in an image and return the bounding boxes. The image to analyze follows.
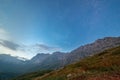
[0,54,25,73]
[30,53,50,64]
[0,54,26,80]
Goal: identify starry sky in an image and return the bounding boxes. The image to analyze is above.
[0,0,120,59]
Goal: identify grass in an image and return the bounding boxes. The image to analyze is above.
[37,46,120,80]
[12,70,52,80]
[12,46,120,80]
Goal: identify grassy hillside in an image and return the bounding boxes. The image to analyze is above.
[13,46,120,80]
[12,70,52,80]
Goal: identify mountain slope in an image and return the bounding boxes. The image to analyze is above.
[65,37,120,65]
[1,37,120,80]
[37,52,67,70]
[30,37,120,70]
[30,53,50,64]
[11,70,52,80]
[32,46,120,80]
[0,54,26,73]
[0,54,26,80]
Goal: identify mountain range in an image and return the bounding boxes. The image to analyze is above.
[21,45,120,80]
[0,36,120,80]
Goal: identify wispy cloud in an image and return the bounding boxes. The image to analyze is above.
[0,28,28,58]
[0,39,61,59]
[35,44,61,51]
[0,39,28,58]
[22,43,61,56]
[0,27,62,59]
[0,39,20,50]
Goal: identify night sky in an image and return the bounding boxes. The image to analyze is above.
[0,0,120,59]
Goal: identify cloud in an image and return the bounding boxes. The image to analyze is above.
[22,43,62,56]
[0,45,29,59]
[0,28,62,58]
[0,28,27,58]
[34,44,61,53]
[0,39,20,50]
[0,39,28,58]
[35,44,60,51]
[0,39,62,59]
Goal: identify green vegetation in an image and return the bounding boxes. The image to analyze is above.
[12,70,52,80]
[13,46,120,80]
[37,46,120,80]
